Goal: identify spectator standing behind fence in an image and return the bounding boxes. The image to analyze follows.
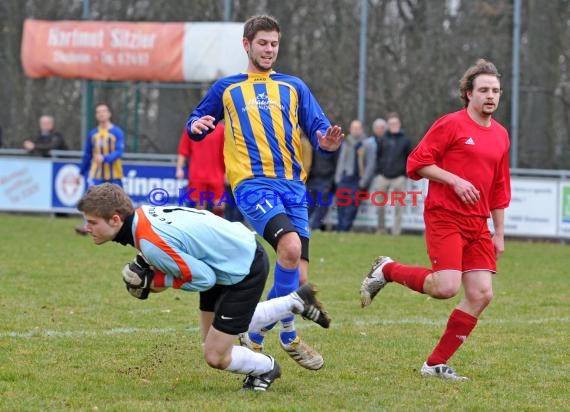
[334,119,367,232]
[176,123,225,217]
[306,136,339,231]
[370,112,412,235]
[358,126,379,193]
[369,117,387,166]
[76,103,124,235]
[23,115,67,157]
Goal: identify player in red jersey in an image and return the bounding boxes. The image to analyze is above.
[360,59,511,381]
[176,123,225,216]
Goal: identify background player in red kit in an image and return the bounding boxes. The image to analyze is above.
[360,59,511,381]
[176,123,225,216]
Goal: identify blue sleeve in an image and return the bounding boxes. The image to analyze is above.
[186,79,226,141]
[104,127,125,163]
[79,132,93,176]
[296,79,333,153]
[139,240,216,292]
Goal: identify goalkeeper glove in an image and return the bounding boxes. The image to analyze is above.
[122,254,154,300]
[125,285,151,300]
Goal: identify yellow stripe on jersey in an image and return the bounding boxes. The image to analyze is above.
[239,81,275,177]
[286,90,306,182]
[267,81,293,180]
[223,85,253,188]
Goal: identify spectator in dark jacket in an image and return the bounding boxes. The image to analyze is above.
[370,112,412,235]
[306,137,339,230]
[23,115,67,157]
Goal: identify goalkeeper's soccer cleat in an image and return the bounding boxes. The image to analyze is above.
[280,336,324,370]
[242,356,281,391]
[238,333,264,353]
[420,362,468,381]
[291,283,331,328]
[360,256,393,307]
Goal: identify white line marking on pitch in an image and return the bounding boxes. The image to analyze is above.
[1,317,568,339]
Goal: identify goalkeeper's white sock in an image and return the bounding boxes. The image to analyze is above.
[248,294,303,333]
[224,345,273,376]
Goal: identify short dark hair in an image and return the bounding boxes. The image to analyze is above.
[77,183,134,220]
[95,102,111,112]
[243,15,281,42]
[386,112,400,121]
[459,59,502,107]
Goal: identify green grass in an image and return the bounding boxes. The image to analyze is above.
[0,213,568,411]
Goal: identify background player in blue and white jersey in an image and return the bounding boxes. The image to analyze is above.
[77,183,330,391]
[187,15,344,370]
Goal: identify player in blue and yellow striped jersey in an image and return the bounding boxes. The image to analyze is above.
[79,103,124,187]
[187,15,344,370]
[76,103,125,236]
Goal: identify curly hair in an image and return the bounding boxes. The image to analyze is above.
[459,59,501,107]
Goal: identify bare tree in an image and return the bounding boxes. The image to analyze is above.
[1,0,569,168]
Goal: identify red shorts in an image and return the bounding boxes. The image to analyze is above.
[187,181,225,204]
[424,209,496,273]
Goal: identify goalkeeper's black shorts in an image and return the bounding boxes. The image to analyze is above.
[199,241,269,335]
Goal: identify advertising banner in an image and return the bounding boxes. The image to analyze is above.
[0,158,52,211]
[2,155,569,241]
[51,160,183,211]
[21,20,247,82]
[558,182,570,238]
[51,162,87,209]
[122,163,184,207]
[503,179,558,237]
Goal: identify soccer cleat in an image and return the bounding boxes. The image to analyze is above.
[360,256,393,307]
[238,332,264,353]
[280,336,324,370]
[241,356,281,391]
[291,283,331,328]
[420,362,468,381]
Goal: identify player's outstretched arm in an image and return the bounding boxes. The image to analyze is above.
[317,125,344,152]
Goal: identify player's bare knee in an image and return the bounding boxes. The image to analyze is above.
[276,235,301,267]
[204,349,230,370]
[474,288,493,307]
[432,284,461,299]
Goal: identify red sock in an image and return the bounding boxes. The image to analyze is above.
[427,309,478,366]
[383,262,431,293]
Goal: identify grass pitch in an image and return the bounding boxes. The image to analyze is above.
[0,213,568,411]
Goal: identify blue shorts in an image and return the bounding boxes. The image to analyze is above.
[234,178,310,239]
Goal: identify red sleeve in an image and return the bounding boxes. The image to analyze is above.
[490,146,511,210]
[406,114,455,180]
[177,129,192,157]
[214,124,226,174]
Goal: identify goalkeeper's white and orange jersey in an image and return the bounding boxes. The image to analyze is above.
[130,205,257,292]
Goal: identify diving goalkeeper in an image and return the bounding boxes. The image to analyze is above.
[77,183,330,391]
